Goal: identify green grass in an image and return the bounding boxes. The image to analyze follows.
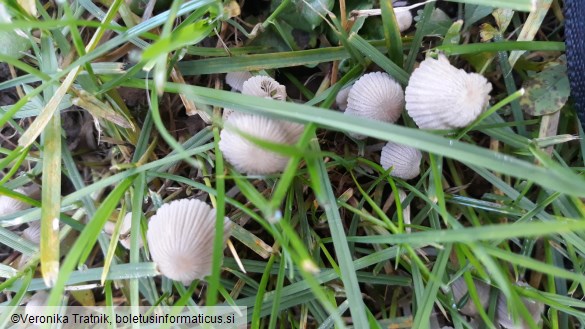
[1,0,585,328]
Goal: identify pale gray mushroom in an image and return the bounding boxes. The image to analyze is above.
[496,283,544,329]
[103,212,144,250]
[451,276,492,317]
[225,71,253,92]
[0,186,39,217]
[146,198,232,285]
[18,221,41,269]
[380,142,422,179]
[405,54,492,129]
[219,113,300,175]
[344,72,404,139]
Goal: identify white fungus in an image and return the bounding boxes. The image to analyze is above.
[380,142,422,179]
[405,54,492,129]
[146,198,232,285]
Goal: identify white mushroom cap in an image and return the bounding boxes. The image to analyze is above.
[0,187,37,216]
[335,84,353,111]
[146,198,232,285]
[219,113,300,175]
[497,284,544,329]
[242,75,287,100]
[225,71,253,92]
[18,221,41,269]
[119,212,143,250]
[451,277,491,317]
[345,72,404,123]
[380,142,422,179]
[395,8,413,32]
[405,54,492,129]
[25,291,49,315]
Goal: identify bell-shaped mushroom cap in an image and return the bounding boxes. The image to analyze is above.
[451,277,491,317]
[380,142,422,179]
[242,75,287,100]
[345,72,404,123]
[22,221,41,244]
[18,221,41,269]
[497,284,544,329]
[219,113,300,175]
[119,212,143,250]
[146,199,232,285]
[335,84,353,111]
[395,8,413,32]
[405,54,492,129]
[225,71,253,92]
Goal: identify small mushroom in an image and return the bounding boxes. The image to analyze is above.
[146,198,232,285]
[496,283,544,329]
[18,221,41,269]
[225,71,253,92]
[242,75,287,100]
[344,72,404,139]
[0,186,39,217]
[380,142,422,179]
[335,84,353,111]
[104,212,144,250]
[345,72,404,122]
[395,7,413,32]
[25,291,49,315]
[451,276,491,317]
[220,113,300,175]
[405,54,492,129]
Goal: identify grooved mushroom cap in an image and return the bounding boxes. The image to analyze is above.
[405,54,492,129]
[18,221,41,269]
[0,186,39,216]
[242,75,287,100]
[345,72,404,124]
[380,142,422,179]
[225,71,253,92]
[219,113,301,175]
[146,199,232,285]
[451,277,491,317]
[496,283,544,329]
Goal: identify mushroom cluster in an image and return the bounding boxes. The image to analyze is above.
[103,212,144,250]
[335,54,493,180]
[146,198,232,285]
[220,75,304,175]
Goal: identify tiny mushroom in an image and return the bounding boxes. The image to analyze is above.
[380,142,422,179]
[335,84,353,111]
[344,72,404,139]
[225,71,253,92]
[405,54,492,129]
[496,283,544,329]
[242,75,287,100]
[104,213,143,250]
[394,7,413,32]
[146,198,232,285]
[18,221,41,268]
[219,113,300,175]
[451,276,491,317]
[0,186,39,217]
